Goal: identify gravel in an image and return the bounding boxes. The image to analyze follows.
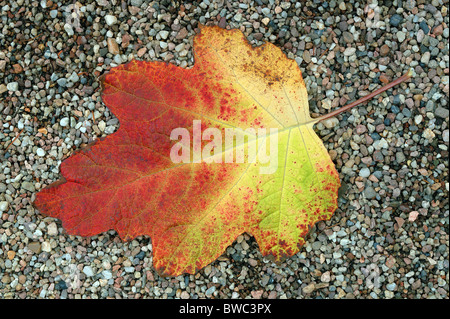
[0,0,448,300]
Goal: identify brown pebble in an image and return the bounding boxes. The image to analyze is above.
[379,74,390,83]
[137,47,147,57]
[7,250,15,260]
[12,63,23,73]
[176,28,188,40]
[218,16,226,29]
[432,24,443,36]
[28,242,41,254]
[380,44,390,56]
[107,38,120,55]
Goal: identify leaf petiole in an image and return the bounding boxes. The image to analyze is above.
[314,68,413,123]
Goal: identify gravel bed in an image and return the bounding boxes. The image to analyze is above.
[0,0,448,299]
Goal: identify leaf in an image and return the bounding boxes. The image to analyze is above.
[34,25,410,276]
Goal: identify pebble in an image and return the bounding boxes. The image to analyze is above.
[359,167,370,178]
[397,31,406,43]
[107,38,120,55]
[60,117,70,127]
[83,266,95,277]
[435,107,449,119]
[36,148,45,157]
[0,201,8,212]
[105,15,117,26]
[364,187,377,199]
[6,82,19,91]
[390,14,403,27]
[343,47,356,56]
[28,242,41,254]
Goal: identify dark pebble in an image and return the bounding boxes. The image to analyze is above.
[391,105,400,114]
[419,21,430,34]
[55,280,68,290]
[390,14,403,27]
[402,108,411,117]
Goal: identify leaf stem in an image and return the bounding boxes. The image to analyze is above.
[314,68,413,123]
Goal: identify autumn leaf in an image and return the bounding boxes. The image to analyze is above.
[34,25,411,276]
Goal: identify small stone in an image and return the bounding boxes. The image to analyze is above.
[364,187,377,199]
[41,241,51,252]
[64,23,74,36]
[419,21,430,34]
[0,201,8,212]
[12,63,23,73]
[359,167,370,178]
[60,117,70,127]
[356,124,367,134]
[36,148,45,157]
[57,78,67,87]
[7,251,15,260]
[380,44,390,56]
[302,283,316,294]
[105,15,117,26]
[390,14,403,27]
[159,30,169,40]
[421,51,431,64]
[414,114,423,125]
[47,222,58,236]
[422,128,435,140]
[396,31,406,43]
[321,271,331,283]
[443,130,449,143]
[432,24,444,36]
[323,117,339,129]
[28,242,41,254]
[107,38,120,55]
[176,28,188,40]
[205,286,216,296]
[396,152,406,163]
[386,283,397,291]
[343,47,356,56]
[218,16,226,28]
[83,266,94,277]
[435,106,449,119]
[137,47,147,57]
[342,31,353,43]
[6,82,19,92]
[303,50,311,63]
[22,181,35,192]
[180,291,190,299]
[261,17,270,26]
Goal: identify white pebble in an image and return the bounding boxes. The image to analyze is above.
[60,117,70,127]
[47,222,58,236]
[36,148,45,157]
[359,167,371,178]
[83,266,95,277]
[0,201,8,212]
[105,15,117,26]
[414,114,423,125]
[41,241,51,252]
[6,82,18,91]
[322,117,339,129]
[343,47,356,56]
